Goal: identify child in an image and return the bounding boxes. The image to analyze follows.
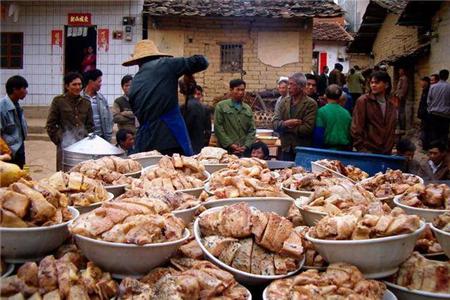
[396,138,421,175]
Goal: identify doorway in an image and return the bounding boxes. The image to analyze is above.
[64,25,97,75]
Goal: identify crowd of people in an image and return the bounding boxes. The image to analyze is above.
[1,40,449,181]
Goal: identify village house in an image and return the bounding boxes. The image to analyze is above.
[1,0,144,116]
[143,0,343,103]
[348,0,450,129]
[347,0,424,131]
[312,18,353,74]
[397,0,450,109]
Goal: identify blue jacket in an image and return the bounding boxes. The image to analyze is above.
[81,90,113,142]
[0,95,27,155]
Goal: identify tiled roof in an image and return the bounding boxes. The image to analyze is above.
[398,1,443,26]
[378,42,431,65]
[313,22,353,42]
[348,0,408,53]
[143,0,343,18]
[373,0,408,14]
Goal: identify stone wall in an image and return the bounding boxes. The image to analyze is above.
[372,14,419,64]
[348,53,371,69]
[429,2,450,74]
[148,17,313,104]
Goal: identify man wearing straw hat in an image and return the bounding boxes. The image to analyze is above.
[123,39,208,156]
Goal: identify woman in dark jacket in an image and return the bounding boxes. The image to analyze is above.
[417,76,431,150]
[180,75,211,154]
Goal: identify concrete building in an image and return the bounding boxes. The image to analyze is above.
[143,0,343,103]
[1,0,143,112]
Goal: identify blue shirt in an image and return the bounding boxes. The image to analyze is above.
[81,90,113,141]
[0,95,28,155]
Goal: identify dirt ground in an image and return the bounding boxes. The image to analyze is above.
[25,140,56,180]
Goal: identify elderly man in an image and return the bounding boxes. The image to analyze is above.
[123,39,208,156]
[273,73,318,161]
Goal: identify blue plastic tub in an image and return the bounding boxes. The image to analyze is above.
[295,147,406,176]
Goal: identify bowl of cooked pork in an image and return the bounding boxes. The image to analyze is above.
[305,207,426,279]
[69,201,190,278]
[263,263,397,300]
[429,212,450,258]
[195,146,239,174]
[384,252,450,300]
[0,179,79,262]
[203,197,293,216]
[129,150,163,168]
[358,169,423,208]
[140,155,210,198]
[194,203,305,285]
[393,183,449,222]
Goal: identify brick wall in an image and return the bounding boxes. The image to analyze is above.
[372,14,419,65]
[348,53,371,69]
[429,2,450,74]
[149,17,313,104]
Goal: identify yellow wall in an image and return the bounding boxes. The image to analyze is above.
[148,17,313,104]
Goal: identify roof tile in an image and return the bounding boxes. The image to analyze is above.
[143,0,343,18]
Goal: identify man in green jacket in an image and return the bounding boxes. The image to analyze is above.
[273,73,318,161]
[214,79,256,156]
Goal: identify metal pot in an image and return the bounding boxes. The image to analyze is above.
[63,134,125,171]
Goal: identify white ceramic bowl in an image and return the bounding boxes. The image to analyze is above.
[130,155,163,168]
[296,206,328,227]
[282,186,314,199]
[173,203,201,225]
[142,166,211,182]
[194,207,304,285]
[73,192,114,214]
[256,129,274,136]
[294,195,327,226]
[124,168,142,179]
[263,285,398,300]
[203,182,215,196]
[305,221,426,278]
[1,264,15,278]
[74,228,190,278]
[393,196,449,223]
[202,163,228,174]
[203,197,294,216]
[105,184,127,198]
[384,281,450,300]
[429,223,450,258]
[0,207,79,263]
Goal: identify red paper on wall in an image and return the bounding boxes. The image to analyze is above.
[51,29,63,47]
[98,29,109,52]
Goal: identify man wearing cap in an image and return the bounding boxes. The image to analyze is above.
[123,40,208,156]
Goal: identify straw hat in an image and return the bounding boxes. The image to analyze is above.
[122,39,172,66]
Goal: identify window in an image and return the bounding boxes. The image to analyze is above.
[1,32,24,69]
[220,44,243,72]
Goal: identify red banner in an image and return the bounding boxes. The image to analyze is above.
[51,29,62,47]
[68,13,91,26]
[98,29,109,52]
